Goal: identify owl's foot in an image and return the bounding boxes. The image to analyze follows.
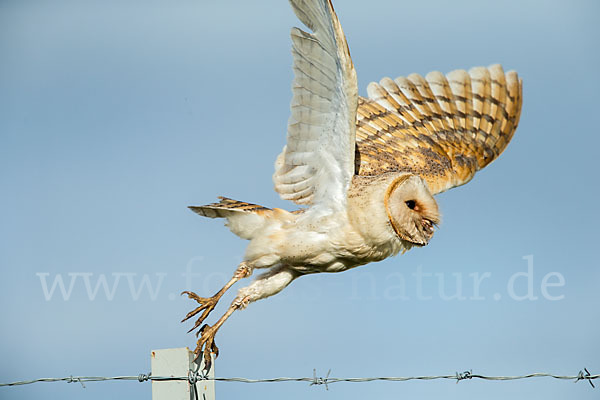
[192,295,250,372]
[182,263,253,339]
[194,324,219,372]
[181,292,219,333]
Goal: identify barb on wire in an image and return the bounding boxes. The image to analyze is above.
[576,368,595,388]
[66,376,85,389]
[310,368,331,390]
[1,368,598,389]
[455,370,472,383]
[188,370,199,385]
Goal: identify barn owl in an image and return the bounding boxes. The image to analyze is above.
[182,0,522,370]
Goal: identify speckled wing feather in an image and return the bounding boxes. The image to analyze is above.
[355,64,522,195]
[273,0,358,210]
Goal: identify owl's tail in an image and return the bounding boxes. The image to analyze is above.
[189,197,273,240]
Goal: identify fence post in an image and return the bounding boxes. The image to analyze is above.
[151,347,215,400]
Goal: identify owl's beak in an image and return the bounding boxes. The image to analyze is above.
[409,218,437,246]
[422,218,435,237]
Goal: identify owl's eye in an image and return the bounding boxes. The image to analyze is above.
[405,200,416,210]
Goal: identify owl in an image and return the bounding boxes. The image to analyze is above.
[182,0,522,370]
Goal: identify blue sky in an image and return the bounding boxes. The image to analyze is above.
[1,0,599,399]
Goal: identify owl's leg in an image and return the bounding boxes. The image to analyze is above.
[181,261,253,333]
[193,265,299,371]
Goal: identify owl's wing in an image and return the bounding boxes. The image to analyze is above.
[273,0,358,212]
[355,64,522,195]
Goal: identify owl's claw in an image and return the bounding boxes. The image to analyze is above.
[188,295,250,373]
[181,291,219,333]
[182,263,254,372]
[181,262,253,334]
[193,324,220,372]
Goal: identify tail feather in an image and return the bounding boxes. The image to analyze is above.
[190,197,271,218]
[189,197,272,240]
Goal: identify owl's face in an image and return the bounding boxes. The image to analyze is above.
[385,175,440,246]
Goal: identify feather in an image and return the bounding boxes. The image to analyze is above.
[355,65,523,195]
[189,197,272,240]
[273,0,358,212]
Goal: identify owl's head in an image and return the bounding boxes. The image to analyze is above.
[385,175,440,246]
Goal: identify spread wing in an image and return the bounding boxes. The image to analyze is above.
[273,0,358,211]
[355,64,522,195]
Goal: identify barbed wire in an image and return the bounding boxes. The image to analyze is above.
[1,368,597,389]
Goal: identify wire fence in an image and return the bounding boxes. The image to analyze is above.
[1,368,597,390]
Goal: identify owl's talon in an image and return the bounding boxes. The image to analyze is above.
[193,324,220,372]
[181,292,219,335]
[182,265,255,372]
[181,290,202,302]
[181,263,253,329]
